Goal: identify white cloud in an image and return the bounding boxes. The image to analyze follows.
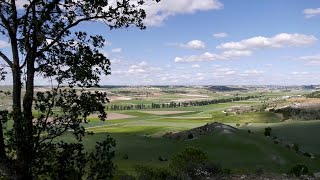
[179,40,206,50]
[292,72,309,75]
[224,71,236,75]
[221,50,252,59]
[243,70,264,75]
[138,61,148,66]
[174,50,251,63]
[303,8,320,18]
[174,52,220,63]
[110,58,121,64]
[174,33,315,63]
[104,40,112,46]
[217,33,317,50]
[213,32,228,38]
[113,61,161,76]
[111,48,122,53]
[191,64,200,68]
[144,0,223,26]
[0,40,9,48]
[299,55,320,66]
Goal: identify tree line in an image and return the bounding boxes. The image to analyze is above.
[106,95,260,111]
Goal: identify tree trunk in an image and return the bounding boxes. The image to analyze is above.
[11,38,33,179]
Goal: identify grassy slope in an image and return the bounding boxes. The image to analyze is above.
[76,105,320,174]
[241,120,320,154]
[76,127,320,174]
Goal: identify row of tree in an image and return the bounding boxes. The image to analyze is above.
[106,95,260,111]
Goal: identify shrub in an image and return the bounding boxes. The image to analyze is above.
[158,156,168,162]
[113,169,135,180]
[302,152,312,158]
[169,146,223,179]
[135,165,174,180]
[247,130,251,134]
[187,133,194,139]
[169,146,208,174]
[292,143,300,152]
[264,127,272,136]
[236,124,240,127]
[254,168,264,176]
[288,164,309,177]
[122,154,129,160]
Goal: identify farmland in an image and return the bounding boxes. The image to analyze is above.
[2,85,320,176]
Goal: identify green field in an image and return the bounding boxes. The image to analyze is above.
[2,85,320,175]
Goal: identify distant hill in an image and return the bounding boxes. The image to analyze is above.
[207,86,247,92]
[302,85,316,90]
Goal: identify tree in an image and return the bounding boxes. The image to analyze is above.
[0,0,159,179]
[264,127,272,137]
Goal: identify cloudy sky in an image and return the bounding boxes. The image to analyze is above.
[1,0,320,85]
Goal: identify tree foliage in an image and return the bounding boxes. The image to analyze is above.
[0,0,159,179]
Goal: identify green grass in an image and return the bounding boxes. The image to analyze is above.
[241,120,320,154]
[74,127,320,174]
[2,86,319,175]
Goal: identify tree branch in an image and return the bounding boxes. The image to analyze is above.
[0,51,12,67]
[37,15,111,55]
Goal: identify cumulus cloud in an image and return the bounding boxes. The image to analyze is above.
[217,33,317,50]
[174,50,251,63]
[213,32,228,38]
[113,61,161,76]
[191,64,200,68]
[0,40,9,48]
[111,48,122,53]
[144,0,223,26]
[303,8,320,18]
[174,52,220,63]
[178,40,206,50]
[175,33,316,63]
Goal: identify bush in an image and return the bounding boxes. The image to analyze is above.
[264,127,272,136]
[169,146,208,174]
[113,169,135,180]
[247,130,251,134]
[292,143,300,152]
[302,152,312,158]
[134,165,174,180]
[122,154,129,160]
[169,146,223,179]
[158,156,168,162]
[288,164,309,177]
[187,133,194,139]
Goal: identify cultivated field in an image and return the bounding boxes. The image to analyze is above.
[2,85,320,175]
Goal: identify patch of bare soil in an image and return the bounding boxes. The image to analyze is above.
[163,122,236,140]
[109,96,132,101]
[141,111,194,115]
[287,98,320,104]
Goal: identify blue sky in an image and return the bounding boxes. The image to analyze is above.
[1,0,320,85]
